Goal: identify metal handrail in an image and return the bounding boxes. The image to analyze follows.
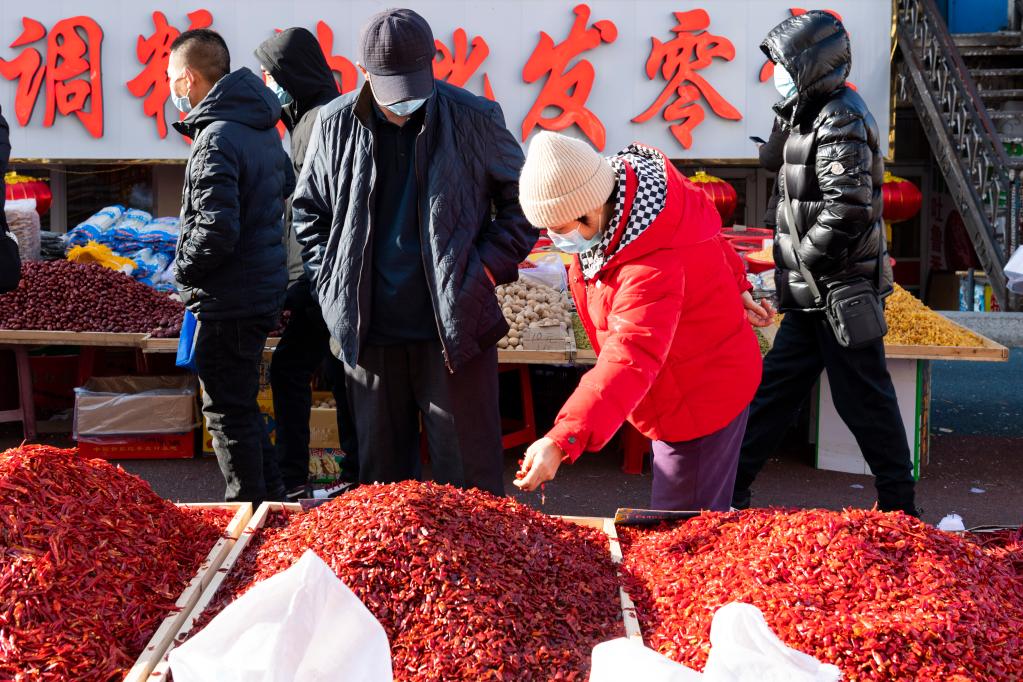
[896,0,1018,308]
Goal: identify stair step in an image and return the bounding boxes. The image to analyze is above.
[988,109,1023,119]
[980,89,1023,100]
[958,45,1023,57]
[953,31,1022,48]
[971,68,1023,79]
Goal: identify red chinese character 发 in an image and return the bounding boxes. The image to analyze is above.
[315,21,358,95]
[758,8,851,87]
[633,10,741,150]
[127,10,213,139]
[434,28,495,100]
[521,4,617,150]
[0,16,104,138]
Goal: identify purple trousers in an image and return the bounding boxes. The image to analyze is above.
[650,406,750,512]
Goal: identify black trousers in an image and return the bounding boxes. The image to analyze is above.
[195,315,284,505]
[344,341,504,496]
[733,311,917,515]
[270,280,358,490]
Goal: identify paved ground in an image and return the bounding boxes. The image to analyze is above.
[4,350,1020,528]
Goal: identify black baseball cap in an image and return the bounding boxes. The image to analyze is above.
[358,8,435,106]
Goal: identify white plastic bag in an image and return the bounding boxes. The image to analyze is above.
[519,252,568,291]
[169,550,393,682]
[1006,246,1023,294]
[590,638,703,681]
[589,603,841,682]
[704,603,841,682]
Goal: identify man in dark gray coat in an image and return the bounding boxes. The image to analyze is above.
[293,9,535,495]
[733,11,917,516]
[170,29,294,505]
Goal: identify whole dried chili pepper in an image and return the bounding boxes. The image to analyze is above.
[184,482,623,681]
[0,445,224,681]
[619,508,1023,681]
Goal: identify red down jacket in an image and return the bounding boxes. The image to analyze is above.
[547,150,762,462]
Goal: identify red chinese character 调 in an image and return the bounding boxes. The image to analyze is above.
[633,10,741,150]
[434,28,495,100]
[315,21,357,94]
[521,4,617,150]
[126,10,213,139]
[0,16,105,138]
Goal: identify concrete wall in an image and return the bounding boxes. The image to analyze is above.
[943,312,1023,347]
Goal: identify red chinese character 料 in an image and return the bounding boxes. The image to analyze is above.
[0,16,105,138]
[434,28,495,100]
[127,9,213,139]
[521,4,617,150]
[633,10,741,150]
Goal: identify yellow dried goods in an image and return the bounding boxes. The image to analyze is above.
[884,284,983,347]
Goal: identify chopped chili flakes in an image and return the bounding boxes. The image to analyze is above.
[619,508,1023,681]
[0,445,224,681]
[188,482,623,680]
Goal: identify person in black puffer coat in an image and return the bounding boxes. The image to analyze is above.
[255,28,359,498]
[733,11,917,517]
[0,106,20,294]
[170,29,294,505]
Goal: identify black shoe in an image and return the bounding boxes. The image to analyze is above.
[284,484,312,502]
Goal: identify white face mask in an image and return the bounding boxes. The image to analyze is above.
[383,97,427,117]
[168,69,192,113]
[773,64,798,100]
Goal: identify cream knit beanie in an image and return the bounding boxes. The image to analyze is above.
[519,132,616,228]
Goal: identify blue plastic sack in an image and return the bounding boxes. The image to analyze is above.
[175,310,199,371]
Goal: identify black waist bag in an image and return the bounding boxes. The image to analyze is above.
[823,278,887,349]
[781,182,886,349]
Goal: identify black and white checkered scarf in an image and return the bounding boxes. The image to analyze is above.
[579,144,669,280]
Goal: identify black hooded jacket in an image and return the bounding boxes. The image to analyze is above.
[0,105,19,294]
[761,11,892,311]
[172,68,294,320]
[255,28,339,284]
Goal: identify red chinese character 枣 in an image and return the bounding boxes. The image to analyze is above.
[126,10,213,139]
[0,16,105,138]
[633,10,741,150]
[758,8,847,83]
[315,21,358,94]
[434,28,495,100]
[521,4,617,150]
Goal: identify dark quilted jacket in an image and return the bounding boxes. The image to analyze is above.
[762,10,892,311]
[292,81,535,372]
[173,68,295,320]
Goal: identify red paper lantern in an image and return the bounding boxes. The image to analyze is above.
[4,172,52,216]
[689,171,738,224]
[881,172,922,223]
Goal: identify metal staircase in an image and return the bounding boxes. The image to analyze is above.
[895,0,1022,310]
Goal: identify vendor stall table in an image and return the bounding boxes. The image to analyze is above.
[0,329,151,439]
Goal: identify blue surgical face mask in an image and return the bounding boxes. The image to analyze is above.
[548,225,603,254]
[271,82,294,106]
[773,64,798,100]
[384,97,427,117]
[169,70,192,113]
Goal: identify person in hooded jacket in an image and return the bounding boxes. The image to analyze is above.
[513,132,771,512]
[0,105,20,294]
[731,11,917,516]
[255,28,358,499]
[169,29,294,505]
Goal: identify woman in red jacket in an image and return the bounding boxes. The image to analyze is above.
[514,132,772,511]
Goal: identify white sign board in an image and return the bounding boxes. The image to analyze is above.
[0,0,892,161]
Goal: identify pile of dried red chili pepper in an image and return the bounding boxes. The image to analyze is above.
[190,482,623,680]
[0,445,226,681]
[619,508,1023,681]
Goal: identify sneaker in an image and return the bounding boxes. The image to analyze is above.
[284,484,312,502]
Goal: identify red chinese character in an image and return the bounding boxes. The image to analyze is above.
[315,21,358,94]
[126,10,213,139]
[633,10,741,150]
[758,8,846,83]
[434,28,495,100]
[0,16,104,138]
[521,4,617,150]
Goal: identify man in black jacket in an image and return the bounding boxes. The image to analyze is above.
[254,28,358,499]
[170,29,294,505]
[0,106,20,294]
[293,9,535,495]
[732,11,917,516]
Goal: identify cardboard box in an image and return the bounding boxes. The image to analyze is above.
[310,391,341,449]
[78,432,194,460]
[74,376,197,438]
